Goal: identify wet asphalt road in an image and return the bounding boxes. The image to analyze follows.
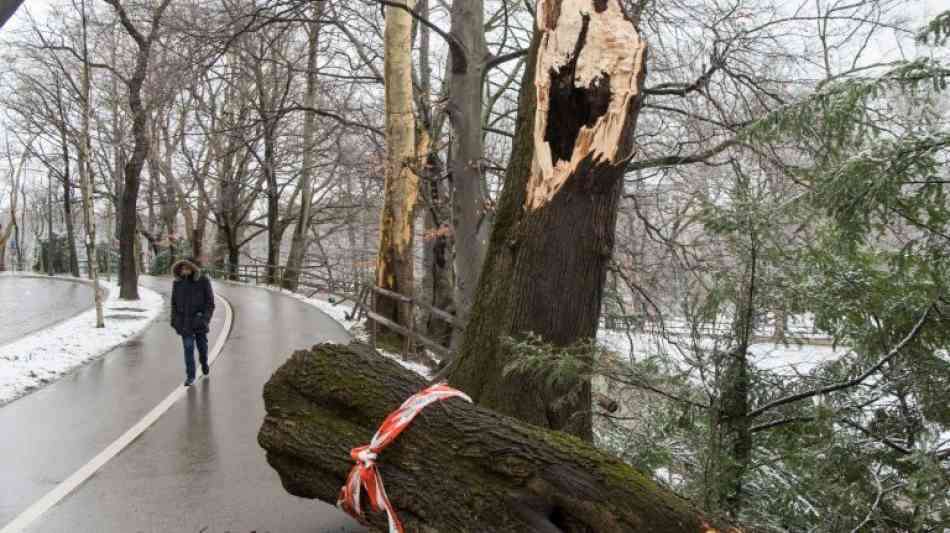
[0,277,95,346]
[1,277,365,533]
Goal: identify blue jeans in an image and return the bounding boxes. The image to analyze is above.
[182,333,209,380]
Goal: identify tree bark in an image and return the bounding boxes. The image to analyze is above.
[46,169,54,275]
[107,0,172,300]
[0,218,13,273]
[78,0,104,327]
[284,4,324,291]
[448,0,491,329]
[707,348,751,519]
[375,0,420,340]
[0,146,25,272]
[445,0,648,441]
[420,152,454,347]
[416,0,454,346]
[56,100,80,278]
[259,343,730,533]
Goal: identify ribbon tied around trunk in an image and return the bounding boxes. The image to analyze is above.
[338,383,472,533]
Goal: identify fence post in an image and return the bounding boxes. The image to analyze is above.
[370,288,378,351]
[405,298,415,360]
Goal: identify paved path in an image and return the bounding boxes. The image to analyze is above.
[1,277,365,533]
[0,277,95,346]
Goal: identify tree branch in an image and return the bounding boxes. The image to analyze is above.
[748,306,933,419]
[372,0,468,73]
[486,48,527,71]
[625,138,738,173]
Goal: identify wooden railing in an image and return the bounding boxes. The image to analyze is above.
[204,262,460,360]
[354,285,463,359]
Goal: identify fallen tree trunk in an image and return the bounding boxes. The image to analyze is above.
[259,343,733,533]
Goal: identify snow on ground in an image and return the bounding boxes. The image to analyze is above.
[283,290,435,378]
[0,278,163,405]
[214,281,434,378]
[597,327,846,376]
[214,279,844,380]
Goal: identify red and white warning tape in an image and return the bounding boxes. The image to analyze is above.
[338,383,472,533]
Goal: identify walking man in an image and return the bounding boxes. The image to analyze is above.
[170,257,215,386]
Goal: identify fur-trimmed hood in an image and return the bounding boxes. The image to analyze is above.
[172,258,204,281]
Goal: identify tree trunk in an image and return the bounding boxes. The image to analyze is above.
[375,0,420,339]
[444,0,648,441]
[153,125,178,240]
[707,348,751,519]
[448,0,491,329]
[117,58,148,297]
[0,222,12,272]
[0,153,21,272]
[108,0,172,300]
[258,343,730,533]
[420,153,454,347]
[78,0,104,327]
[413,0,455,346]
[707,213,757,517]
[284,5,324,291]
[47,170,54,276]
[58,124,80,278]
[264,116,280,285]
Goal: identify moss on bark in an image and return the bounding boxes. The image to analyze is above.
[259,342,735,532]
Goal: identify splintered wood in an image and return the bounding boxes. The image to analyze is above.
[526,0,647,210]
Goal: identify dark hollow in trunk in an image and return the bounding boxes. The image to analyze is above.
[258,343,731,533]
[445,1,648,442]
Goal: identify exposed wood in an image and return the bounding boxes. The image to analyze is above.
[527,0,647,210]
[446,0,649,441]
[258,343,733,533]
[375,0,420,339]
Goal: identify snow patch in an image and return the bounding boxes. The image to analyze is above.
[212,280,435,378]
[282,290,435,378]
[0,279,163,405]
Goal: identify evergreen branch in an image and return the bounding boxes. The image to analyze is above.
[748,305,933,419]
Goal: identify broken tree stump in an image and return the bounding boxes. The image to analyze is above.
[259,343,732,532]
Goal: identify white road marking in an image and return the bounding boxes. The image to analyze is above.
[0,292,234,533]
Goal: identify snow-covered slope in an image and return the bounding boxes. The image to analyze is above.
[0,279,163,405]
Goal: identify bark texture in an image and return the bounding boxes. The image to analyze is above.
[78,4,104,327]
[445,0,648,441]
[56,105,80,278]
[448,0,491,328]
[375,0,420,338]
[0,150,23,272]
[108,0,173,300]
[259,343,732,533]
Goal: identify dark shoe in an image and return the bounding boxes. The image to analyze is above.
[184,378,195,387]
[201,364,210,376]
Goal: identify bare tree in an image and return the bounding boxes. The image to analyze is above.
[105,0,173,299]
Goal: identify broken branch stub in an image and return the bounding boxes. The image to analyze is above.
[527,0,647,210]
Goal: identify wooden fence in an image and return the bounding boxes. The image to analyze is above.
[204,262,460,360]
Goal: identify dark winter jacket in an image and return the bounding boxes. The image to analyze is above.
[170,258,215,336]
